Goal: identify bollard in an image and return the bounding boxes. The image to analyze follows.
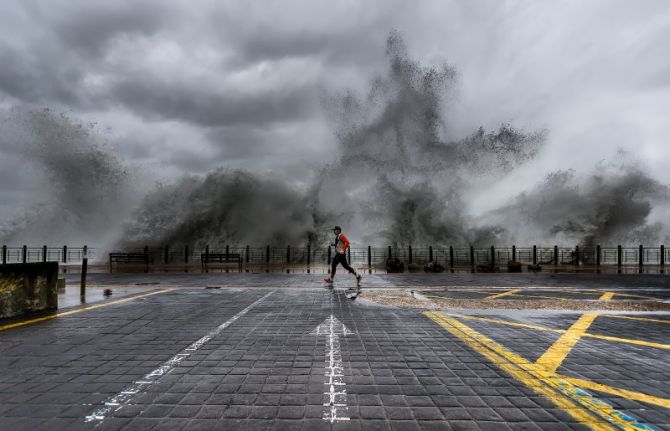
[80,257,88,298]
[22,245,27,263]
[367,246,372,272]
[532,245,537,265]
[639,245,644,267]
[512,245,516,262]
[661,245,665,267]
[617,245,622,269]
[408,246,413,264]
[596,245,601,266]
[575,246,580,266]
[428,246,433,262]
[554,245,559,265]
[43,245,47,262]
[1,245,6,265]
[63,245,67,263]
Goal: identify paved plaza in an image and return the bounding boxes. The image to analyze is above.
[0,273,669,430]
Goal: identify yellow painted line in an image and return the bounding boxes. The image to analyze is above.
[426,312,655,430]
[600,292,615,301]
[560,375,670,410]
[582,333,670,350]
[443,313,562,333]
[448,313,670,351]
[0,289,172,332]
[535,292,613,373]
[535,313,600,373]
[486,289,521,300]
[603,315,670,325]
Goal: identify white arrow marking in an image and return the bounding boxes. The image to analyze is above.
[311,315,355,422]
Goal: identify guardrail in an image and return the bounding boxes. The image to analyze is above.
[2,244,668,273]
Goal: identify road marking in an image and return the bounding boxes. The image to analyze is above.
[486,289,521,300]
[0,289,172,332]
[84,290,275,424]
[535,292,613,373]
[311,315,355,422]
[603,315,670,325]
[443,313,670,350]
[426,311,659,431]
[560,376,670,410]
[443,313,561,332]
[582,333,670,350]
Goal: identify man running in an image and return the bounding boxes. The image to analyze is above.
[324,226,362,288]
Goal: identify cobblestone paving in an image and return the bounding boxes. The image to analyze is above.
[1,274,669,430]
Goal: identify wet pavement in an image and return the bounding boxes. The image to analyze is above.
[0,273,669,430]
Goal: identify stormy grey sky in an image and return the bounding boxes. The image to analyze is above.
[1,0,669,219]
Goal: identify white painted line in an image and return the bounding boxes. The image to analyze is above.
[84,290,275,424]
[311,315,355,422]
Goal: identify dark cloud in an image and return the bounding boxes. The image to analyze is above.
[111,76,318,128]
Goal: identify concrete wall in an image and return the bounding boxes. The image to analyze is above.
[0,262,58,319]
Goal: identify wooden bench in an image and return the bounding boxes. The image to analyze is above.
[201,253,242,272]
[109,253,153,273]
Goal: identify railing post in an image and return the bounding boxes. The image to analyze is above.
[617,245,622,269]
[185,245,189,272]
[80,257,88,298]
[470,246,475,267]
[575,245,580,266]
[512,245,516,262]
[246,245,250,264]
[639,244,644,267]
[554,245,559,265]
[388,246,392,260]
[306,244,311,266]
[449,246,454,269]
[205,245,209,257]
[367,246,372,271]
[596,245,601,266]
[428,246,433,262]
[63,245,67,263]
[266,245,270,266]
[1,245,6,265]
[164,245,169,265]
[22,245,27,263]
[532,245,537,265]
[226,245,230,260]
[491,246,495,267]
[408,246,413,264]
[42,245,47,262]
[661,245,665,267]
[286,245,290,264]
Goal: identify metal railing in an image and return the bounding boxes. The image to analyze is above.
[2,244,668,273]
